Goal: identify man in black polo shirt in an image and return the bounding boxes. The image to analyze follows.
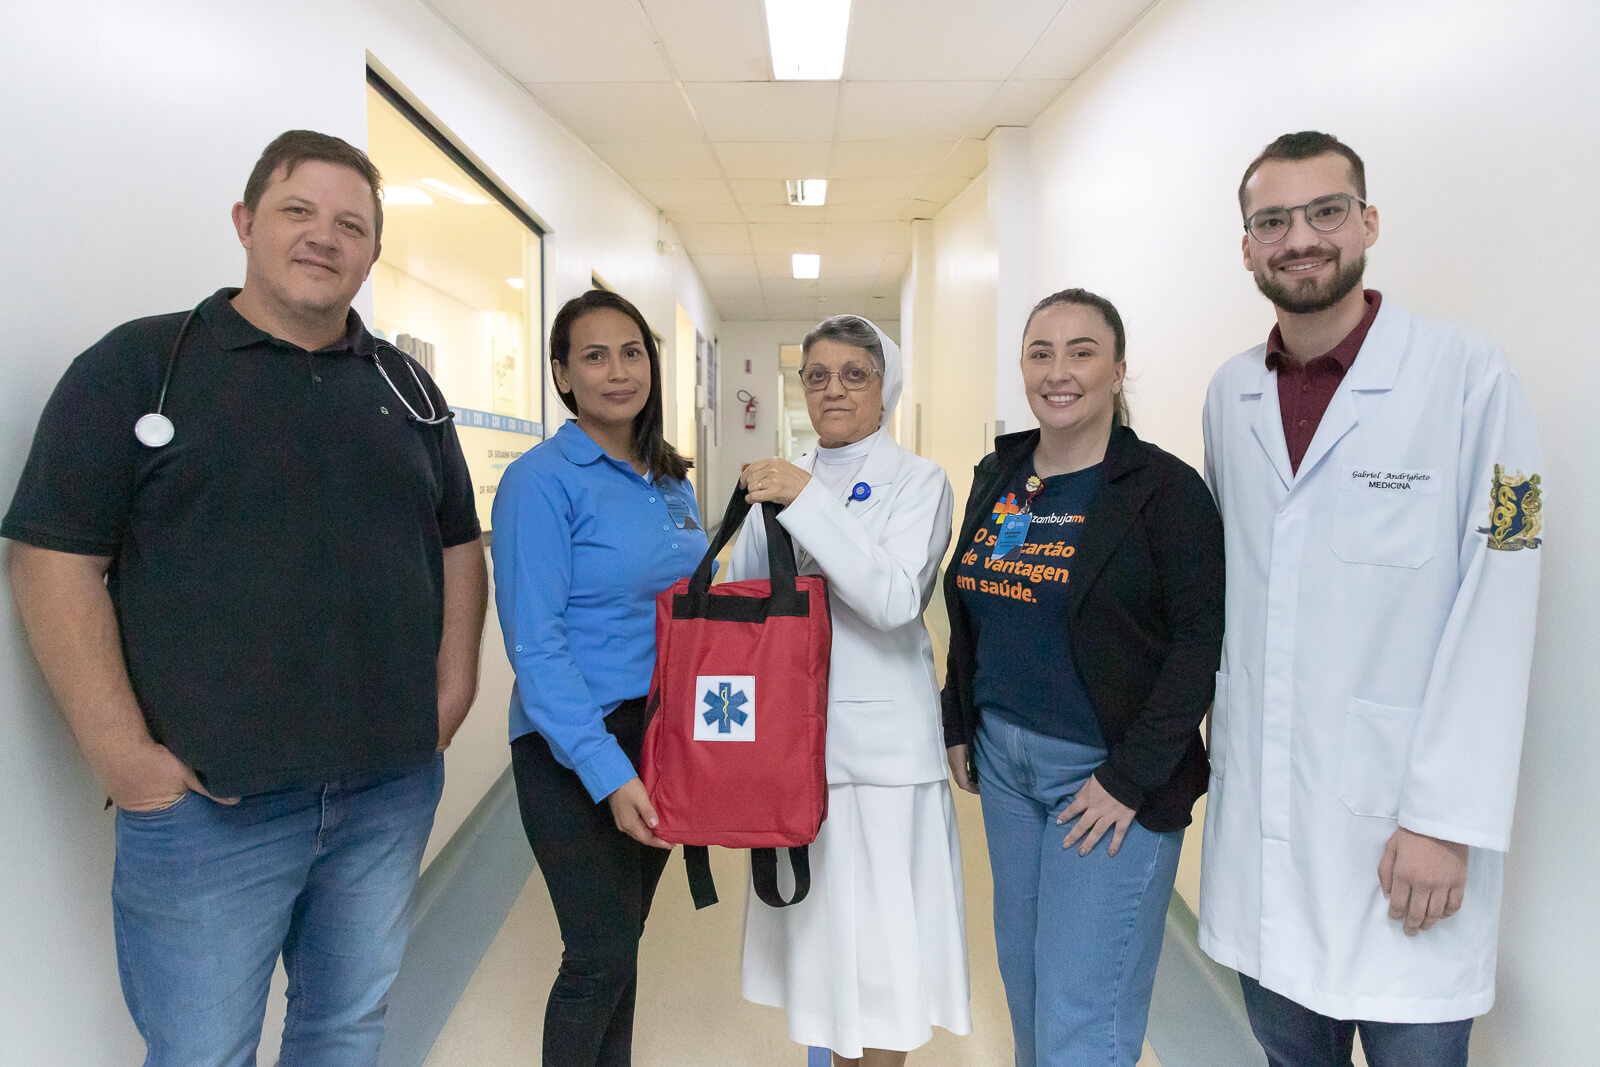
[3,130,487,1065]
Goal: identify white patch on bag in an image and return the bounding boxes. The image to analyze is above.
[693,676,756,742]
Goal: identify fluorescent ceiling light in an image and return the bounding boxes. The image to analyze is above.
[380,185,434,206]
[792,253,821,279]
[786,179,828,206]
[418,177,491,205]
[506,277,525,289]
[766,0,851,80]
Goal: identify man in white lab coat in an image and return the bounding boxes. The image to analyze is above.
[1199,131,1543,1067]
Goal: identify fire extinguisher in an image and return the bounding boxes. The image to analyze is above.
[738,389,758,430]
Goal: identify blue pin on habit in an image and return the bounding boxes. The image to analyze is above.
[850,482,872,502]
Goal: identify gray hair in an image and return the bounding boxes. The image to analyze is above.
[802,315,885,372]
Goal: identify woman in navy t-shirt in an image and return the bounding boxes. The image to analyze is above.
[940,289,1225,1065]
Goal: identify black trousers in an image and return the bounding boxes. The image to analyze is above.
[511,697,671,1067]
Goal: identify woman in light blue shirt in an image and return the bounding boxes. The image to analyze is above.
[491,289,708,1066]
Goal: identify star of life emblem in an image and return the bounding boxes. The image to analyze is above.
[694,676,756,742]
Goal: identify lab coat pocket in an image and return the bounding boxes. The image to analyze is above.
[1339,698,1420,818]
[1208,672,1229,779]
[1331,467,1439,568]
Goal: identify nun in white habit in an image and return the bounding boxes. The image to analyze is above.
[733,315,971,1065]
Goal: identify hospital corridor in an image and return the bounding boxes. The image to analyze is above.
[2,1,1595,1065]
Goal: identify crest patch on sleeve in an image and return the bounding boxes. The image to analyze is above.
[1477,465,1542,551]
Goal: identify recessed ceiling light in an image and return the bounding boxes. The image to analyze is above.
[792,253,821,279]
[765,0,851,81]
[786,179,828,207]
[380,185,434,206]
[418,178,491,205]
[506,277,525,289]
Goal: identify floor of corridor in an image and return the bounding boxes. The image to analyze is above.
[421,785,1160,1066]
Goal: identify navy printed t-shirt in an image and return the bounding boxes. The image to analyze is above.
[955,459,1104,746]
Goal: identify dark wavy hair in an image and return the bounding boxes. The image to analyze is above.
[1238,130,1366,215]
[1022,287,1130,428]
[242,130,384,242]
[549,290,690,482]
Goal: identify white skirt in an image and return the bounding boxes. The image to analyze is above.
[741,780,972,1057]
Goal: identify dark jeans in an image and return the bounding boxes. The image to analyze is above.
[1240,974,1473,1067]
[512,698,671,1067]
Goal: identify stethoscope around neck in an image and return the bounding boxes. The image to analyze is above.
[134,303,454,448]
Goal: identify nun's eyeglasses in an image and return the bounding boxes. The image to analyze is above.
[1244,193,1367,244]
[799,364,881,392]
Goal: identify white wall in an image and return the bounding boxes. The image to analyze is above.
[918,172,1000,522]
[910,0,1599,1060]
[0,0,718,1060]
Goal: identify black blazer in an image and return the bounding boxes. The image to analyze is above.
[940,425,1225,832]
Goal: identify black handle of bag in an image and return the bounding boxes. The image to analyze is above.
[681,844,811,910]
[751,846,810,908]
[677,485,809,618]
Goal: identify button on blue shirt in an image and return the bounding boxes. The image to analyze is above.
[491,421,710,801]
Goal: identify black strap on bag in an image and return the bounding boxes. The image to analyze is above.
[663,486,816,911]
[672,486,812,622]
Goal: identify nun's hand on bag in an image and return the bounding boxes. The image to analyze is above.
[1057,773,1135,858]
[740,458,810,508]
[607,777,671,848]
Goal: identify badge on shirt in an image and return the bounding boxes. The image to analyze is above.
[662,490,700,531]
[991,512,1033,560]
[1477,464,1543,551]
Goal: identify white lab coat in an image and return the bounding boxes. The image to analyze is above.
[1198,300,1543,1022]
[728,429,954,786]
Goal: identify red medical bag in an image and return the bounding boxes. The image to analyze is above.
[641,488,830,909]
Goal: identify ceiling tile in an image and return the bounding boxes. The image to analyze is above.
[590,141,723,181]
[631,178,736,211]
[818,221,899,254]
[705,276,766,299]
[430,0,670,83]
[816,275,880,297]
[689,252,760,279]
[675,222,754,255]
[831,140,959,178]
[712,141,834,179]
[944,138,989,178]
[914,172,975,204]
[966,79,1071,138]
[741,202,823,223]
[684,82,841,142]
[666,203,750,224]
[748,223,825,254]
[823,200,913,223]
[524,83,702,142]
[837,81,998,141]
[765,297,827,320]
[714,297,773,320]
[641,0,772,81]
[728,179,792,206]
[1012,0,1155,81]
[817,252,889,276]
[755,253,802,278]
[845,0,1065,81]
[826,176,922,203]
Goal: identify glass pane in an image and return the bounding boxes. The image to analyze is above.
[366,82,543,535]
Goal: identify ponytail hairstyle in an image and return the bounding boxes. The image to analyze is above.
[1022,287,1130,428]
[549,290,691,482]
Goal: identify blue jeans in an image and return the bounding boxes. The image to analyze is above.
[1240,975,1473,1067]
[975,715,1182,1067]
[111,755,444,1067]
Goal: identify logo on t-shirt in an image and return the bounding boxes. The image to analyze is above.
[990,493,1021,525]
